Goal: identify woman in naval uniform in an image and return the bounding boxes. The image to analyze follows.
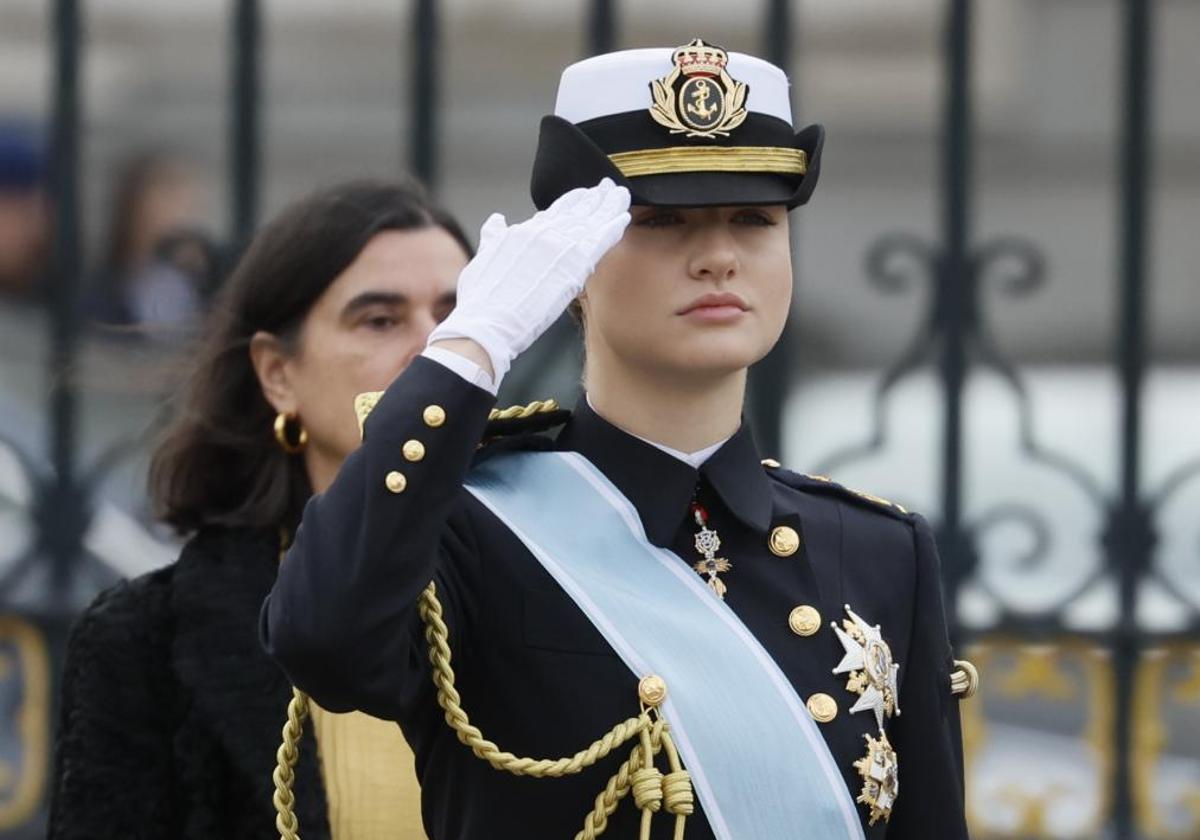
[264,41,974,840]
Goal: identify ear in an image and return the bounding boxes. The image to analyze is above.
[249,331,298,415]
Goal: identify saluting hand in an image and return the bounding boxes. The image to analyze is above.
[427,178,631,383]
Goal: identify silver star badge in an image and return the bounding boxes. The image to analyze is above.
[831,604,901,729]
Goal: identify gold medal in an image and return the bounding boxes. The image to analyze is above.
[690,502,731,598]
[853,730,899,826]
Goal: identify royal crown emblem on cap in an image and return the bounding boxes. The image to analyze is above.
[649,38,749,139]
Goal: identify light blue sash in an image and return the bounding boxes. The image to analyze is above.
[464,451,864,840]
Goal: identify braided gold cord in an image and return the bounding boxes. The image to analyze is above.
[272,578,692,840]
[574,718,691,840]
[659,728,694,840]
[273,687,310,840]
[419,581,648,777]
[487,398,559,422]
[577,727,659,840]
[950,659,980,698]
[421,580,692,837]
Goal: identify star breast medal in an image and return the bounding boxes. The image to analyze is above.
[853,731,899,826]
[649,38,748,138]
[832,605,901,825]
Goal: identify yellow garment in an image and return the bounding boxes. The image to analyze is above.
[309,701,428,840]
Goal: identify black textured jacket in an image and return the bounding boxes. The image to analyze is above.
[264,357,970,840]
[48,527,331,840]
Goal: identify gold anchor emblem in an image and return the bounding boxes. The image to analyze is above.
[686,80,718,121]
[649,38,748,138]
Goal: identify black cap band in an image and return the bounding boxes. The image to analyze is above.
[530,113,825,210]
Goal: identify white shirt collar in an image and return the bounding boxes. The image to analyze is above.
[585,394,731,469]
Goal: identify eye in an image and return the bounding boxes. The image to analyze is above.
[634,210,684,228]
[360,312,402,331]
[732,209,776,227]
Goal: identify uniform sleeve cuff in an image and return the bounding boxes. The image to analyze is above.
[420,345,499,395]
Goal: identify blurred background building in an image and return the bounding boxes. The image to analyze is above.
[0,0,1196,836]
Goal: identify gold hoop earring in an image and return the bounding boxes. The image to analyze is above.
[273,412,308,455]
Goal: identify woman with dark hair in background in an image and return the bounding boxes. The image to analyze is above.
[49,178,471,840]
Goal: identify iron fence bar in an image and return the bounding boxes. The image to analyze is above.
[587,0,617,56]
[492,0,617,404]
[410,0,439,190]
[936,0,972,639]
[230,0,260,251]
[1111,0,1155,835]
[45,0,84,611]
[746,0,793,459]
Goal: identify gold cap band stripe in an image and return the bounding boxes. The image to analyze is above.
[607,146,807,177]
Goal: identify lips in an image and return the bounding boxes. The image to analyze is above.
[677,292,749,315]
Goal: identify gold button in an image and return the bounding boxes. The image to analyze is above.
[423,405,446,428]
[807,693,838,723]
[789,605,821,637]
[638,675,668,707]
[761,458,781,468]
[384,470,407,493]
[403,440,426,462]
[768,525,800,557]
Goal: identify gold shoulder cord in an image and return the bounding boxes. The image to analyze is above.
[272,402,695,840]
[273,584,693,840]
[485,398,559,423]
[353,394,562,438]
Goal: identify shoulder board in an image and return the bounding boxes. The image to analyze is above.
[355,391,384,440]
[483,399,570,441]
[355,391,569,443]
[759,458,912,519]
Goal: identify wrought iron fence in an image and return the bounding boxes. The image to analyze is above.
[0,0,1194,836]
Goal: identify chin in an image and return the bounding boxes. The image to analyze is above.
[663,339,764,377]
[692,325,770,360]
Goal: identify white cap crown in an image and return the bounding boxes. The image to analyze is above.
[554,46,793,127]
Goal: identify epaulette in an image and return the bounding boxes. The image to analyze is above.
[759,458,912,519]
[355,391,384,439]
[483,399,570,441]
[354,391,569,443]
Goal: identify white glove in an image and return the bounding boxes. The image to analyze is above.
[427,178,631,384]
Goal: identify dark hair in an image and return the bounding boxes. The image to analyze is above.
[104,152,183,276]
[149,177,471,534]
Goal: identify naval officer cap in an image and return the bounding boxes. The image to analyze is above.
[531,38,824,211]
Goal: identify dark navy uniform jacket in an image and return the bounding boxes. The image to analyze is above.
[262,356,970,839]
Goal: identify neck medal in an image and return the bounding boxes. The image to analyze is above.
[689,501,731,599]
[832,604,901,826]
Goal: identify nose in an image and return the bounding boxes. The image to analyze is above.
[686,225,739,283]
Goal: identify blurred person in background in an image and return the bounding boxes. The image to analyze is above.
[0,120,49,308]
[85,151,218,337]
[48,178,471,840]
[0,120,52,470]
